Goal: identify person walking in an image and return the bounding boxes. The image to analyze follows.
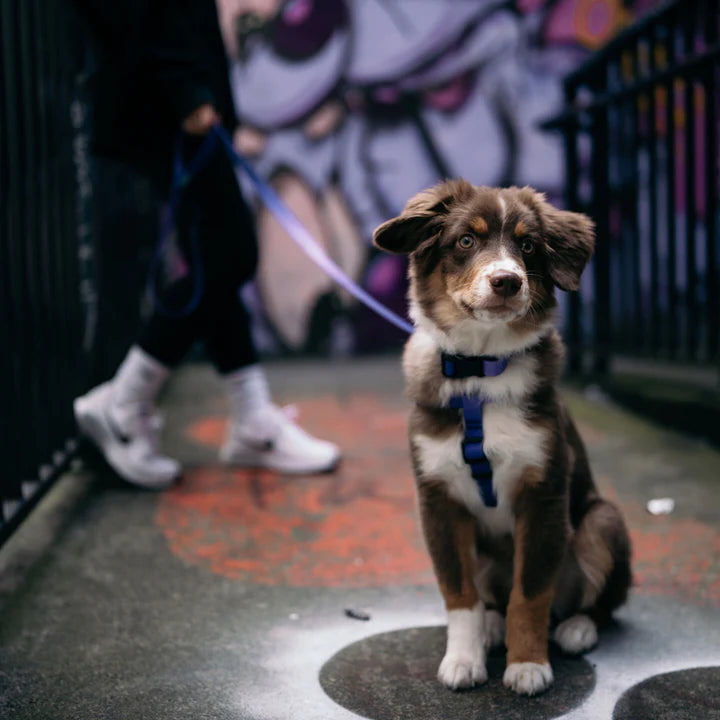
[72,0,340,488]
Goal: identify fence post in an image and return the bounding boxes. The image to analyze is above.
[563,80,583,375]
[591,86,612,376]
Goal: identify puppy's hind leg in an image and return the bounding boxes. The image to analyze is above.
[553,498,631,655]
[484,609,506,651]
[553,614,598,654]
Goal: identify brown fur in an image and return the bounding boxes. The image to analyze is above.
[417,482,481,611]
[506,585,555,666]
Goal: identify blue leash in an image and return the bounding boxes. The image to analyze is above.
[151,124,506,506]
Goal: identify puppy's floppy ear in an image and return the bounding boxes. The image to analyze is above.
[536,195,595,291]
[373,179,470,254]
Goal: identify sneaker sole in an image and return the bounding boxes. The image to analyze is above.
[219,446,341,475]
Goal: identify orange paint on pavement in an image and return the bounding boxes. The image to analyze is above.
[155,393,720,605]
[156,395,434,588]
[629,519,720,607]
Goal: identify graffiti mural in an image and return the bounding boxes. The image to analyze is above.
[219,0,660,355]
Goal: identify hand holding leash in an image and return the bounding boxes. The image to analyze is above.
[182,104,222,135]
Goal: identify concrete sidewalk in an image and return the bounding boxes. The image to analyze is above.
[1,356,719,720]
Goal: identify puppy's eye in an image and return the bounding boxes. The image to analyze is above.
[520,239,534,255]
[457,235,475,250]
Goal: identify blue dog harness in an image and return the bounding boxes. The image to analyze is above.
[441,353,509,508]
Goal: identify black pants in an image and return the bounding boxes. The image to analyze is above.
[138,140,259,373]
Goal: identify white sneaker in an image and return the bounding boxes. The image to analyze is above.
[74,382,181,489]
[220,404,341,474]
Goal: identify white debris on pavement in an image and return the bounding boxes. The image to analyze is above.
[647,498,675,515]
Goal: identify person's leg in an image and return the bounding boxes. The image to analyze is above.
[76,196,204,488]
[76,145,232,488]
[186,147,340,473]
[73,154,207,490]
[77,141,339,485]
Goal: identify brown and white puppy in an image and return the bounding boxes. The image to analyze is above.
[373,180,631,696]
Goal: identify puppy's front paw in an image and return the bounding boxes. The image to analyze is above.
[553,614,598,654]
[438,652,488,690]
[503,662,553,696]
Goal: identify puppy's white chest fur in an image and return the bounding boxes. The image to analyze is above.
[410,333,548,534]
[413,406,546,534]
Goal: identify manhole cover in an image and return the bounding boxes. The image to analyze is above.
[320,626,595,720]
[613,667,720,720]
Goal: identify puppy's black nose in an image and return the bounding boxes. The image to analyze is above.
[489,272,522,297]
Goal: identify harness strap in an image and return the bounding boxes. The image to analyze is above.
[445,354,508,508]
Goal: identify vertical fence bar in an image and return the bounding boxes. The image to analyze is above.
[0,0,23,515]
[703,1,718,363]
[664,19,678,357]
[683,16,698,359]
[19,0,47,480]
[38,0,60,462]
[613,51,633,353]
[592,77,612,375]
[564,81,583,373]
[647,27,661,352]
[63,0,90,428]
[627,45,642,353]
[50,0,73,441]
[37,0,62,469]
[606,59,621,354]
[2,0,26,505]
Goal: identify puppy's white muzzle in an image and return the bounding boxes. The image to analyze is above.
[467,257,530,321]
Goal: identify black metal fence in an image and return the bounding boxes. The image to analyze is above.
[546,0,719,377]
[1,0,160,546]
[0,0,90,543]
